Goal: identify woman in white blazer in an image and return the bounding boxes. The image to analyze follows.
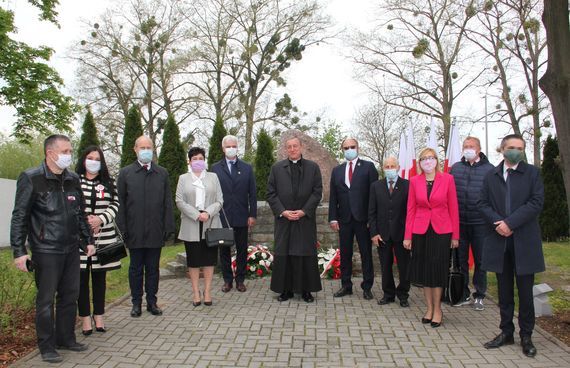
[176,147,223,306]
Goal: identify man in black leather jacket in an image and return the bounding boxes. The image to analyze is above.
[10,134,95,364]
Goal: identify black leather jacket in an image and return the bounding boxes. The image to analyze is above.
[10,162,93,258]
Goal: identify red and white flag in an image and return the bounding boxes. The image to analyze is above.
[444,122,461,172]
[427,115,438,150]
[398,122,417,179]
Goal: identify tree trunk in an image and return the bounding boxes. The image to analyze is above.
[539,0,570,235]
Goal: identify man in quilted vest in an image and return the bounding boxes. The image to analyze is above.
[450,136,494,311]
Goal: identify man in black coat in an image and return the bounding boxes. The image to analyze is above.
[267,136,323,303]
[479,134,544,357]
[211,135,257,293]
[329,138,378,300]
[11,135,95,363]
[450,136,494,310]
[368,156,410,307]
[117,136,175,318]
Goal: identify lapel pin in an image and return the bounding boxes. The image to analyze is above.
[238,171,241,175]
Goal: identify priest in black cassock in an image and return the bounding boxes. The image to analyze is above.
[267,136,323,303]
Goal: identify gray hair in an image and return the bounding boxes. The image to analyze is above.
[222,135,238,146]
[383,156,399,167]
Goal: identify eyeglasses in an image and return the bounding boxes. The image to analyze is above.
[342,146,357,150]
[419,156,436,162]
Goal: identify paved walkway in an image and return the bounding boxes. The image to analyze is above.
[14,277,570,367]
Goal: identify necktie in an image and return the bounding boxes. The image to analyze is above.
[505,168,513,215]
[142,164,148,171]
[229,161,234,174]
[389,180,394,194]
[348,161,353,184]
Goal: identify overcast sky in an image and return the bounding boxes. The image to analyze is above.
[1,0,541,164]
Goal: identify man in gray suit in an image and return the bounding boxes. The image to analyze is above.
[267,136,323,303]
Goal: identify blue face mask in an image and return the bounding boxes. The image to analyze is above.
[384,169,398,181]
[138,149,153,164]
[344,148,358,161]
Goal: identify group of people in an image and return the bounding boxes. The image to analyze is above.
[10,131,544,363]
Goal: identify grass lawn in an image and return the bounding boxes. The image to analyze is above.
[0,243,185,332]
[485,241,570,312]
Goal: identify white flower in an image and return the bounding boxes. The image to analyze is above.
[261,252,267,259]
[250,265,256,271]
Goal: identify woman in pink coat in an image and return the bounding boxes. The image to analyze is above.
[404,147,460,328]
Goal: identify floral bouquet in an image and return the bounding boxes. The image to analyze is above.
[232,244,273,278]
[317,247,341,279]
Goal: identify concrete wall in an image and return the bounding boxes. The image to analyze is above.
[0,178,16,248]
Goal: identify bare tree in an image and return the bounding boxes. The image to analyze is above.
[71,0,196,147]
[225,0,330,154]
[352,0,482,149]
[467,0,548,166]
[540,0,570,232]
[354,100,407,166]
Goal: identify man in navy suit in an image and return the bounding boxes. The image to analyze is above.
[211,135,257,292]
[329,138,378,300]
[479,134,544,357]
[368,156,410,307]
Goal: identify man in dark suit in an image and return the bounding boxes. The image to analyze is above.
[479,134,544,357]
[368,156,410,307]
[329,138,378,300]
[117,136,175,318]
[211,135,257,293]
[267,136,323,303]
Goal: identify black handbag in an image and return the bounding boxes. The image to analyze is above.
[205,208,234,248]
[95,222,128,265]
[444,248,464,305]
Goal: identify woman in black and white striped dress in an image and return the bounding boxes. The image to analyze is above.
[75,146,120,335]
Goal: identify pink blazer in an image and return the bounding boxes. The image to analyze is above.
[404,172,459,240]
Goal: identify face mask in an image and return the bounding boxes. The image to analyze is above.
[463,149,477,161]
[384,169,398,181]
[54,153,72,170]
[420,159,436,173]
[225,147,238,159]
[503,149,524,165]
[85,159,101,174]
[191,160,207,172]
[137,149,153,164]
[344,148,358,161]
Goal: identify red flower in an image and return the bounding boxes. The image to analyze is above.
[256,269,263,276]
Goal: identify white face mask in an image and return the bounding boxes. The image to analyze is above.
[85,159,101,174]
[54,154,73,170]
[225,147,238,159]
[463,149,477,161]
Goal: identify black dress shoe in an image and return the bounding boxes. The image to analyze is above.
[147,304,163,315]
[377,297,395,305]
[130,304,142,318]
[221,282,232,293]
[204,300,213,306]
[363,290,374,300]
[192,301,201,307]
[399,299,410,308]
[236,283,247,292]
[82,328,93,336]
[484,333,515,349]
[521,336,537,357]
[277,291,294,302]
[56,342,88,352]
[302,292,314,303]
[41,351,63,363]
[333,287,353,298]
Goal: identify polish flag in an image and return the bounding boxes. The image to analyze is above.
[397,132,407,178]
[405,121,417,179]
[444,122,461,173]
[427,115,438,150]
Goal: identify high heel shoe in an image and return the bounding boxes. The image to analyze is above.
[82,317,93,336]
[193,291,202,307]
[203,291,212,306]
[421,318,432,324]
[431,312,443,328]
[93,315,106,333]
